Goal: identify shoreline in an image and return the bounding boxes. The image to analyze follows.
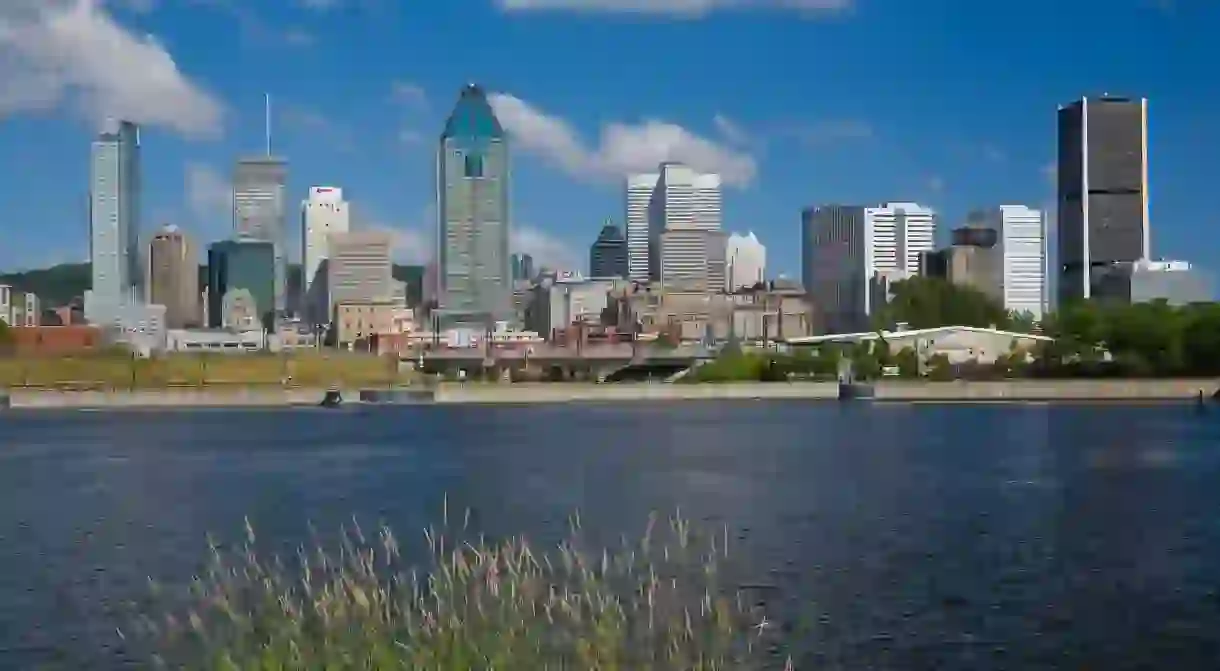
[1,379,1217,409]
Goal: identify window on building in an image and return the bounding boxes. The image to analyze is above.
[464,153,484,178]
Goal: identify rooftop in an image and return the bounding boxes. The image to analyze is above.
[441,83,505,140]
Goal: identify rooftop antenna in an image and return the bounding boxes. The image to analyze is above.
[264,92,272,156]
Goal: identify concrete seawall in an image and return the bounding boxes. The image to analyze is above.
[431,382,841,404]
[873,379,1215,401]
[6,388,331,409]
[3,379,1215,409]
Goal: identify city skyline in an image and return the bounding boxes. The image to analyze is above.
[1,1,1218,278]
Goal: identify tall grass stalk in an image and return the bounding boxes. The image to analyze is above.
[134,507,790,669]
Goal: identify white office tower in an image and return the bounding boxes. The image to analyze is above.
[647,163,724,290]
[802,202,937,333]
[973,205,1046,320]
[726,231,766,291]
[86,120,141,323]
[301,186,350,323]
[625,172,659,282]
[327,231,393,310]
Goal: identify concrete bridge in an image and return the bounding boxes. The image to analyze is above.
[410,343,717,381]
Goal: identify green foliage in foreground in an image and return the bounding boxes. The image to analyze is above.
[1036,299,1220,377]
[686,348,839,383]
[135,512,786,670]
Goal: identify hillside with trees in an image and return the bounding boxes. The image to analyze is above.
[1,262,426,309]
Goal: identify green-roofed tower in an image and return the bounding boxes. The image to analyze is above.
[435,83,513,328]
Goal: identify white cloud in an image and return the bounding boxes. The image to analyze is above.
[488,93,757,186]
[185,163,231,226]
[390,80,428,108]
[513,226,581,271]
[1042,161,1057,185]
[496,0,851,17]
[0,0,224,137]
[353,204,433,265]
[712,113,752,146]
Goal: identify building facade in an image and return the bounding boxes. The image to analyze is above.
[207,239,276,331]
[146,225,200,328]
[436,84,512,327]
[87,120,141,322]
[1094,260,1213,305]
[510,253,535,282]
[801,203,937,333]
[973,206,1047,319]
[589,221,628,278]
[726,231,766,291]
[648,163,723,288]
[625,173,658,283]
[301,186,350,324]
[1057,96,1149,304]
[327,231,394,311]
[233,157,288,317]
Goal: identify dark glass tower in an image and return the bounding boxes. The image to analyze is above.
[1057,96,1149,305]
[436,84,512,327]
[589,220,628,278]
[207,239,275,331]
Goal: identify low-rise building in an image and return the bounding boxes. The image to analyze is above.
[1094,259,1214,305]
[729,285,814,342]
[526,275,625,339]
[6,325,104,355]
[334,300,397,347]
[787,325,1051,365]
[166,328,270,352]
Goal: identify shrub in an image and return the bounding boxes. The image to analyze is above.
[134,510,787,670]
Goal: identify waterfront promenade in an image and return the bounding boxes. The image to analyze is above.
[3,378,1217,408]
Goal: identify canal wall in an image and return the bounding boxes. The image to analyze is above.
[431,382,841,404]
[5,388,330,409]
[3,379,1215,409]
[872,379,1215,401]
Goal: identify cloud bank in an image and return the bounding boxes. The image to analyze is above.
[488,93,757,186]
[0,0,223,136]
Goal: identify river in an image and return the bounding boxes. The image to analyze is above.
[2,401,1219,669]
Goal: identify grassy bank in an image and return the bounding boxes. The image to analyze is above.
[0,352,408,389]
[135,511,785,669]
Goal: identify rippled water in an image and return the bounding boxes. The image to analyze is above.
[3,401,1220,669]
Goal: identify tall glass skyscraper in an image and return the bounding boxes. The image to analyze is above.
[233,157,288,318]
[87,120,141,322]
[1056,96,1149,304]
[435,84,512,328]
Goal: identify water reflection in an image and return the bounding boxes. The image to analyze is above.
[2,402,1219,669]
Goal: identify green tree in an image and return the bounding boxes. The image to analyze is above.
[878,276,1010,330]
[894,346,920,377]
[0,320,12,357]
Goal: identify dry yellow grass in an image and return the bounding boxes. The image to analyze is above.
[0,352,408,389]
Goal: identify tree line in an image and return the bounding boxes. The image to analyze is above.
[689,276,1220,382]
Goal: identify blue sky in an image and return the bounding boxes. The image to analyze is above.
[0,0,1217,278]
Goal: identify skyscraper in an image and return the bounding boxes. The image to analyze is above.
[642,163,724,289]
[589,220,628,278]
[301,186,350,323]
[233,157,288,317]
[86,120,141,322]
[327,231,393,308]
[436,83,512,327]
[510,253,535,282]
[625,173,658,283]
[1057,96,1149,304]
[207,239,275,331]
[146,224,200,328]
[973,206,1047,320]
[801,202,936,333]
[725,231,766,291]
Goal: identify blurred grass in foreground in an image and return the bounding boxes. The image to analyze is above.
[132,508,791,670]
